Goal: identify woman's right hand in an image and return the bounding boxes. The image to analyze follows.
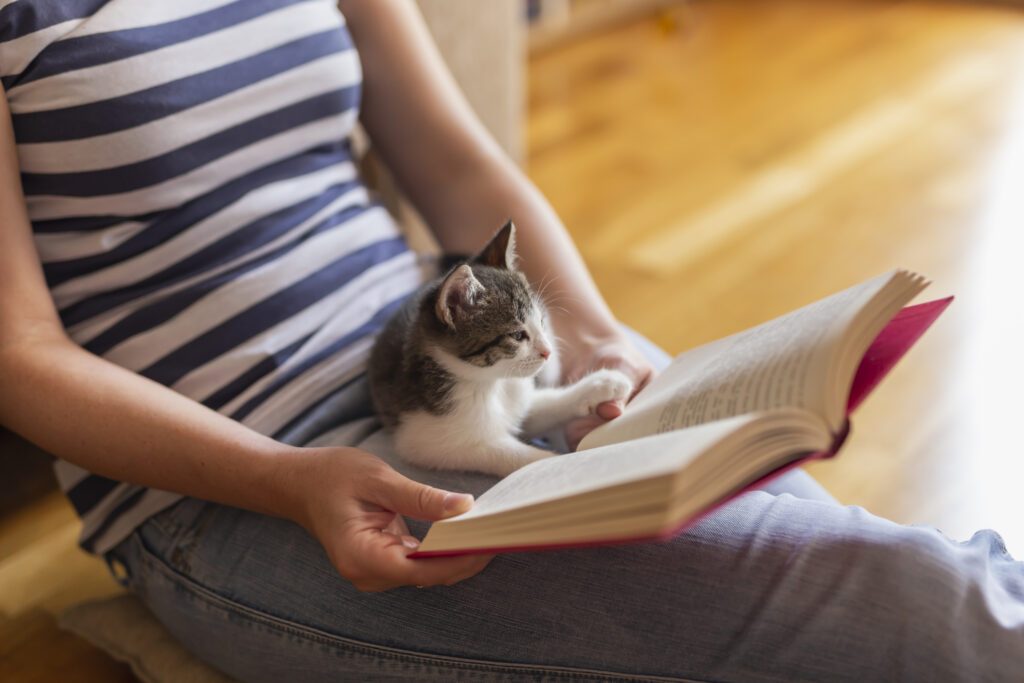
[292,446,493,592]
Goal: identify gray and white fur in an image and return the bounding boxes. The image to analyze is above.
[368,221,632,477]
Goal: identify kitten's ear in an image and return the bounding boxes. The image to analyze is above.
[473,220,517,270]
[435,264,485,329]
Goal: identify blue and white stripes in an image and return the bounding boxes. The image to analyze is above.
[3,0,424,553]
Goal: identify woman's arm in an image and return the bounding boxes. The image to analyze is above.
[340,0,655,413]
[0,90,486,590]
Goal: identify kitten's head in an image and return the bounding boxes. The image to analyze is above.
[427,221,552,380]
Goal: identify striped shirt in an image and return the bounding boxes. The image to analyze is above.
[2,0,426,554]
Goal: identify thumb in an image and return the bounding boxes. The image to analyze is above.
[370,469,474,521]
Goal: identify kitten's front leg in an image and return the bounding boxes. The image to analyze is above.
[520,369,633,437]
[394,414,556,477]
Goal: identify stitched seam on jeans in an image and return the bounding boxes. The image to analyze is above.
[134,536,703,683]
[145,499,205,552]
[147,505,184,540]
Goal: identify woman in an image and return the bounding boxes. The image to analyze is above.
[0,1,1020,681]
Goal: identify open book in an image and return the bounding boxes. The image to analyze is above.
[411,270,951,558]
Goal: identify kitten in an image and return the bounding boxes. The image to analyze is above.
[368,221,632,477]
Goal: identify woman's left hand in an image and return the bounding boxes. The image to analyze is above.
[557,329,657,450]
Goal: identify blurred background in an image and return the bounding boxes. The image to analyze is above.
[3,0,1024,679]
[517,0,1024,560]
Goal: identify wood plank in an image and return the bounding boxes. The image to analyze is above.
[527,0,1024,553]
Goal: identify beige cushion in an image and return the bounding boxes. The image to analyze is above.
[366,0,523,254]
[415,0,523,162]
[60,594,234,683]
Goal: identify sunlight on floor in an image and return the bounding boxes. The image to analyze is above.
[961,68,1024,550]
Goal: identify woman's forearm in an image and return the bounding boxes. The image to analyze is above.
[0,334,310,522]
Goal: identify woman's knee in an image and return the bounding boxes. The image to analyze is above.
[692,496,1024,678]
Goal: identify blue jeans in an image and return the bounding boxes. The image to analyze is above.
[107,336,1024,682]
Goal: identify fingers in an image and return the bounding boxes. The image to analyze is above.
[606,360,651,402]
[382,513,418,549]
[344,528,493,591]
[366,466,474,521]
[564,413,607,450]
[595,400,623,420]
[567,344,654,402]
[631,365,654,399]
[611,359,652,400]
[402,552,493,588]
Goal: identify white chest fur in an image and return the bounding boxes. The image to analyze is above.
[456,377,533,437]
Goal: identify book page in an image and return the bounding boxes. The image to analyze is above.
[580,271,901,450]
[445,416,756,522]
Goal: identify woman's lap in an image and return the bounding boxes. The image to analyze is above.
[108,335,1024,681]
[113,470,1024,682]
[111,415,1024,682]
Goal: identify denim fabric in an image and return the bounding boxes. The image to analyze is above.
[106,336,1024,682]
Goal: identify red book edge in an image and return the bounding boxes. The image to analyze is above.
[410,296,954,559]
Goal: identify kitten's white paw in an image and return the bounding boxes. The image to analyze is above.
[573,369,633,416]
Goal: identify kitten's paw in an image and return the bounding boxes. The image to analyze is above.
[574,369,633,416]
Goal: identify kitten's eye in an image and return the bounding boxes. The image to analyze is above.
[510,330,529,342]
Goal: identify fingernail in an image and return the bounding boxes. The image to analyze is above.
[443,492,474,513]
[401,536,420,549]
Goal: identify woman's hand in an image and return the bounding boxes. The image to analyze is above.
[293,447,493,592]
[557,327,657,450]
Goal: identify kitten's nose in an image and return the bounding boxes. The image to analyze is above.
[538,347,550,360]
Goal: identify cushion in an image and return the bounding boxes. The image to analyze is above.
[59,594,234,683]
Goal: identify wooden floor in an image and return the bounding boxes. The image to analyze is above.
[4,0,1024,680]
[529,0,1024,553]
